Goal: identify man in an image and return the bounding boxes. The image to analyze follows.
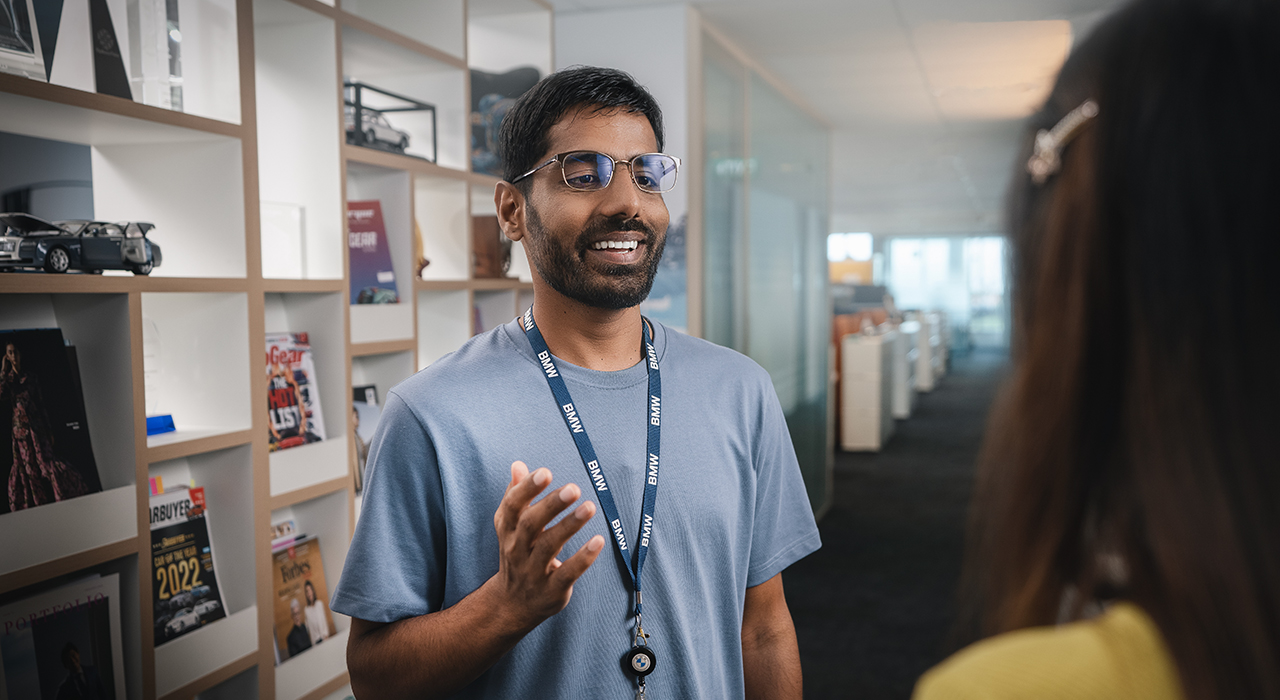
[55,643,107,700]
[286,597,312,658]
[333,66,820,699]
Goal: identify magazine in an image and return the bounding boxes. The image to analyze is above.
[266,332,327,452]
[347,200,399,304]
[0,328,102,515]
[149,486,227,645]
[272,536,336,664]
[0,574,126,700]
[351,385,381,494]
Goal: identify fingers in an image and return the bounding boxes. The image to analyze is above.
[515,483,584,551]
[495,463,551,533]
[551,535,605,586]
[534,499,596,566]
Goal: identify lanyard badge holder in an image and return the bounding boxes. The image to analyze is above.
[522,308,662,697]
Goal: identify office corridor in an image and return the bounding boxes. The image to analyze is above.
[788,350,1010,699]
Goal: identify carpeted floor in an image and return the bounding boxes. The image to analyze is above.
[787,349,1009,700]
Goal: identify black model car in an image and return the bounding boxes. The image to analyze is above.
[0,213,163,275]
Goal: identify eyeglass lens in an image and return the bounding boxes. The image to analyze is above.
[561,152,678,193]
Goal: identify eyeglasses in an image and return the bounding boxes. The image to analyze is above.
[510,151,681,194]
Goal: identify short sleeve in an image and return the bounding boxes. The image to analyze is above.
[746,378,822,587]
[330,391,448,622]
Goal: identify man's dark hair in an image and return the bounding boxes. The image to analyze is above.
[61,642,78,668]
[497,66,664,188]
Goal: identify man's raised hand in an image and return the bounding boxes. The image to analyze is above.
[490,461,605,631]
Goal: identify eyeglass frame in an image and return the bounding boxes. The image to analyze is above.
[509,150,682,194]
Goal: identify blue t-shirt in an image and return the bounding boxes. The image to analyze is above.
[332,318,821,698]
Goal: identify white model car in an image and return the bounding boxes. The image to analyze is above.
[194,599,221,619]
[165,608,200,637]
[344,105,410,152]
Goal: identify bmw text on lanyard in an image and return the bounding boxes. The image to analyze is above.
[522,306,662,698]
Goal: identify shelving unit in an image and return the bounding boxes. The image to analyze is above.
[0,0,549,697]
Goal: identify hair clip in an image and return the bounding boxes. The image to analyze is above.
[1027,99,1099,184]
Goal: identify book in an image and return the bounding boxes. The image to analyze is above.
[351,385,382,494]
[266,332,327,452]
[272,536,336,664]
[270,519,307,552]
[149,486,227,646]
[0,328,102,515]
[0,574,127,700]
[347,200,399,304]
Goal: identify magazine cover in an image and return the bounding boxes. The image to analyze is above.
[149,486,227,645]
[0,328,102,515]
[347,200,399,304]
[266,332,327,452]
[272,536,335,664]
[351,385,381,494]
[0,574,126,700]
[470,67,541,176]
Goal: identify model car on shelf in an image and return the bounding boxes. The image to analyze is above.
[343,80,437,161]
[345,104,411,153]
[0,213,164,275]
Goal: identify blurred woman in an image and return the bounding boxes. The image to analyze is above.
[914,1,1280,699]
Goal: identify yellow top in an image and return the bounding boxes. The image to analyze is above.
[913,603,1186,700]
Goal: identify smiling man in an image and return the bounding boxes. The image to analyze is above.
[332,66,820,699]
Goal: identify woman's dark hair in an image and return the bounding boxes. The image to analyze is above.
[496,65,664,188]
[963,1,1280,699]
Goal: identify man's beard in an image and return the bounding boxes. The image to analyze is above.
[523,203,666,310]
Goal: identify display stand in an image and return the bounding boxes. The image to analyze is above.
[0,0,551,698]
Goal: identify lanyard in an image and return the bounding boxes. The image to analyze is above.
[520,307,661,617]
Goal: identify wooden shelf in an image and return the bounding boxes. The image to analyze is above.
[0,534,142,596]
[145,429,257,465]
[415,278,533,291]
[343,144,472,180]
[0,275,254,294]
[0,73,244,140]
[261,279,346,293]
[350,338,416,357]
[269,475,351,512]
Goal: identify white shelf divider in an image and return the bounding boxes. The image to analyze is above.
[155,605,259,698]
[0,486,136,577]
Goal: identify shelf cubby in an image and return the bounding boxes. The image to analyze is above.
[339,0,466,63]
[254,0,345,281]
[149,445,259,698]
[341,23,467,168]
[0,93,248,279]
[270,490,352,700]
[415,175,470,281]
[0,554,146,700]
[416,289,471,368]
[0,0,241,125]
[466,0,553,77]
[351,349,416,399]
[0,293,138,578]
[347,162,416,344]
[265,293,350,497]
[142,293,253,449]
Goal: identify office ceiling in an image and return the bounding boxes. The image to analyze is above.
[548,0,1125,237]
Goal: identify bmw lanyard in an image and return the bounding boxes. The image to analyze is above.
[521,307,662,694]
